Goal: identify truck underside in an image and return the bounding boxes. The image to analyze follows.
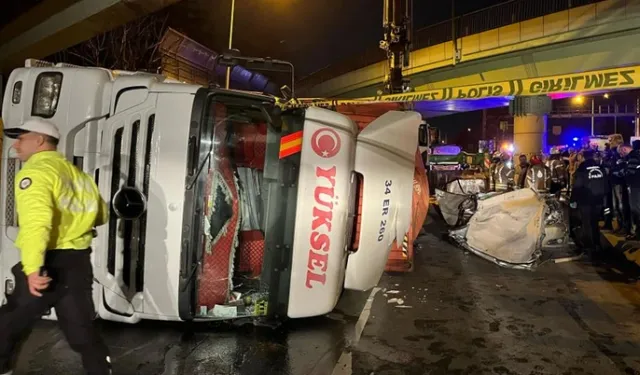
[336,103,430,272]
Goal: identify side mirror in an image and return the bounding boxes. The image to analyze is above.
[280,85,293,101]
[112,186,147,220]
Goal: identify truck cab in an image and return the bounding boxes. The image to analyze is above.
[0,61,421,323]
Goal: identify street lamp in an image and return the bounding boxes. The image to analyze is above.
[225,0,236,89]
[572,95,585,105]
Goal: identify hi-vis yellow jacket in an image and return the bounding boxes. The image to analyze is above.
[15,151,109,275]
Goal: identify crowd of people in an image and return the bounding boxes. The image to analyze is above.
[486,135,640,257]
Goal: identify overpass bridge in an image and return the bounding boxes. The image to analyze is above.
[299,0,640,101]
[0,0,180,73]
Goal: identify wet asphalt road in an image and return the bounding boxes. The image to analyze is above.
[13,210,640,374]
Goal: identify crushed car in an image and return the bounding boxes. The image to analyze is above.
[436,179,570,270]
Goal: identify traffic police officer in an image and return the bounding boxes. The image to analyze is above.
[0,119,111,375]
[570,149,607,256]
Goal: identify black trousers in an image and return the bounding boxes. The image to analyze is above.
[612,184,631,232]
[603,186,614,228]
[629,187,640,239]
[0,249,110,375]
[578,204,603,252]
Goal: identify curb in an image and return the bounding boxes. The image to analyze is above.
[602,231,640,268]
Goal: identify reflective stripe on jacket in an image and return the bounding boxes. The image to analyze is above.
[15,151,109,275]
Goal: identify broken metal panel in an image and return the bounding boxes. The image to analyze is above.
[435,188,476,227]
[446,178,486,195]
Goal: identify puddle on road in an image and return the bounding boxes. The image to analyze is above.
[155,317,349,375]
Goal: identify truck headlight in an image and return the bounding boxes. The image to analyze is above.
[12,81,22,104]
[31,72,62,118]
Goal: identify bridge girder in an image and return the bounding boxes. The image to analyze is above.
[0,0,180,73]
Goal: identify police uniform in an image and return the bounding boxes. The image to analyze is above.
[0,120,111,375]
[625,142,640,239]
[570,155,607,255]
[610,146,631,234]
[601,147,615,229]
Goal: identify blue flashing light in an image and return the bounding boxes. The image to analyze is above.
[572,137,579,142]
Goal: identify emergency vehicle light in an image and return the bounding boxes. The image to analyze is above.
[501,143,514,153]
[31,72,62,118]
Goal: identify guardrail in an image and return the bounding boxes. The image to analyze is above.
[551,103,638,116]
[298,0,613,92]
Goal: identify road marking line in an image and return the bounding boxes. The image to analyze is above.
[354,287,381,344]
[332,287,381,375]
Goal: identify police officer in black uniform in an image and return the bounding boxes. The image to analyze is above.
[625,140,640,240]
[610,144,631,234]
[601,143,615,230]
[570,149,607,256]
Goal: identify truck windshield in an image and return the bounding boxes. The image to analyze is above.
[181,89,302,319]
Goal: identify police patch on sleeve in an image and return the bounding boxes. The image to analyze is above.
[19,177,32,190]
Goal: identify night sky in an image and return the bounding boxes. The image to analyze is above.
[0,0,509,77]
[168,0,508,77]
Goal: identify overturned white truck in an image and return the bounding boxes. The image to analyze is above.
[0,60,421,324]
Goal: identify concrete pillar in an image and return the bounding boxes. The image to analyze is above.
[509,95,552,156]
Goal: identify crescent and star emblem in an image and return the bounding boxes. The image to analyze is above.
[310,128,341,159]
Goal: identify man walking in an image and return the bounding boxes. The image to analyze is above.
[0,118,111,375]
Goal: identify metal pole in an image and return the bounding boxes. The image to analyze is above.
[289,62,295,97]
[225,0,236,89]
[451,0,457,65]
[482,109,487,140]
[636,95,640,136]
[590,97,595,136]
[614,100,618,134]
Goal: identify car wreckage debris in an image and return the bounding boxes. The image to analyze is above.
[436,179,572,270]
